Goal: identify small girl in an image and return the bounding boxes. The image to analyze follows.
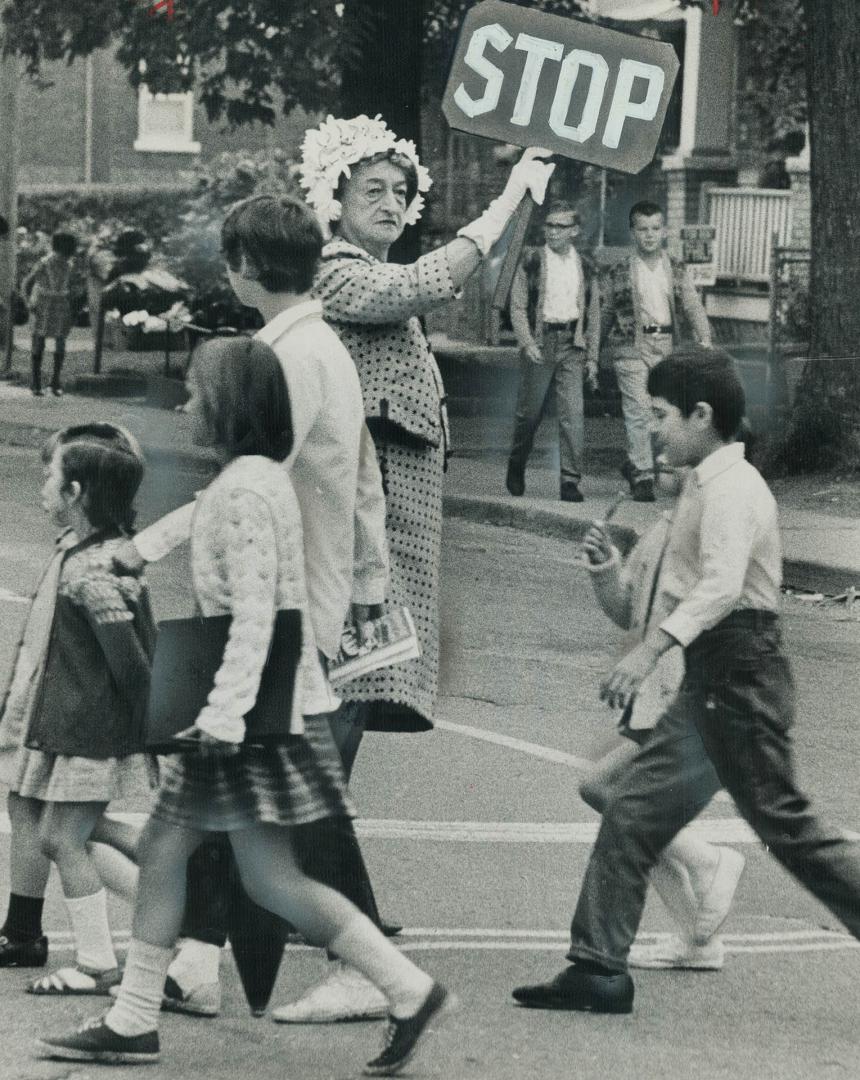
[40,338,449,1077]
[0,423,155,993]
[23,231,78,397]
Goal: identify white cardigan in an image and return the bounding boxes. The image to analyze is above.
[190,455,318,741]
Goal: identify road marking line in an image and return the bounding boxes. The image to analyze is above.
[2,814,856,844]
[435,718,596,770]
[39,937,859,957]
[436,717,735,804]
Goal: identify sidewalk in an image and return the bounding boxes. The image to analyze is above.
[1,380,858,595]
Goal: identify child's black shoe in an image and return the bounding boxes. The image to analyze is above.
[0,933,48,967]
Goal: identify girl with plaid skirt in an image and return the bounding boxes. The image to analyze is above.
[39,338,449,1077]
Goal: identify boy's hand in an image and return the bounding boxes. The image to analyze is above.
[600,641,660,710]
[582,522,614,566]
[112,540,145,575]
[524,344,543,366]
[350,603,383,646]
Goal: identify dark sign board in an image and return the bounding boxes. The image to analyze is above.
[442,0,680,174]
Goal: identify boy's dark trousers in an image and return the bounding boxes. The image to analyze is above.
[567,609,860,972]
[31,336,65,393]
[182,705,382,949]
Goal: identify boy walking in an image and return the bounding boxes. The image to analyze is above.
[513,348,860,1014]
[506,201,596,503]
[587,203,711,502]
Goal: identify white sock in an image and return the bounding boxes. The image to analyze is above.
[167,938,221,992]
[106,939,172,1037]
[64,889,117,972]
[329,914,433,1019]
[88,843,138,906]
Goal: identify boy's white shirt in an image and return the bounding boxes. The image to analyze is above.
[134,299,390,717]
[658,442,782,648]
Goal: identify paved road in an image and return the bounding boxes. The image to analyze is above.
[0,445,859,1079]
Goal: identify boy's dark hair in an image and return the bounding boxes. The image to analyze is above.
[46,423,145,533]
[629,201,664,228]
[221,195,322,295]
[191,336,293,462]
[647,346,746,442]
[333,150,420,211]
[52,231,78,257]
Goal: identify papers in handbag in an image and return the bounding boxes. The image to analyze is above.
[328,607,420,688]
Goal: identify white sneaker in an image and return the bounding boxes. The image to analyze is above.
[271,962,388,1024]
[628,935,725,970]
[692,847,746,945]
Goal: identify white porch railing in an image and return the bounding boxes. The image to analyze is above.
[705,187,794,283]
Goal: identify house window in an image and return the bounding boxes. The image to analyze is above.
[134,86,201,153]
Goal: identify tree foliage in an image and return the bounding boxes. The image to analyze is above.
[3,0,356,126]
[734,0,806,148]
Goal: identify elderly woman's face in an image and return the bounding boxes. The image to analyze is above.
[338,159,409,256]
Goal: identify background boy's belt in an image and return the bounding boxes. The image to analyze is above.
[544,320,578,331]
[642,323,673,334]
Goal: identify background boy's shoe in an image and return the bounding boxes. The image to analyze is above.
[512,964,634,1013]
[111,975,221,1017]
[692,848,746,944]
[0,933,48,967]
[631,478,656,503]
[272,962,388,1023]
[505,461,525,497]
[628,935,724,970]
[363,982,450,1076]
[162,975,221,1017]
[36,1014,159,1064]
[560,481,584,503]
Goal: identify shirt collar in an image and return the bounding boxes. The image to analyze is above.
[255,299,323,346]
[693,442,745,487]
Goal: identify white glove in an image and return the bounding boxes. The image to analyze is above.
[458,147,556,257]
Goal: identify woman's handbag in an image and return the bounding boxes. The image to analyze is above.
[145,610,302,753]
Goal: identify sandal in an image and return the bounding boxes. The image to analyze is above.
[26,964,121,996]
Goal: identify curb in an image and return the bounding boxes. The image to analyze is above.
[0,419,214,474]
[442,494,859,597]
[0,418,854,595]
[442,493,639,552]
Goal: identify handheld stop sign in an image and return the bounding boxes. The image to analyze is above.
[442,0,680,307]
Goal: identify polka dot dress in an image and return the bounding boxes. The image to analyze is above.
[314,240,457,732]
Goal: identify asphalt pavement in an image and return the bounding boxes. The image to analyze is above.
[0,439,858,1079]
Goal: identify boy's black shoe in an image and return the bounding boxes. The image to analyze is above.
[512,965,634,1013]
[560,481,584,503]
[36,1014,159,1064]
[631,478,655,503]
[0,933,48,967]
[364,982,450,1076]
[506,461,525,497]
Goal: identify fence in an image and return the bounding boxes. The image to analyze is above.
[705,187,793,283]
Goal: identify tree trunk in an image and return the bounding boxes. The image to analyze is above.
[0,47,19,375]
[784,0,860,469]
[340,0,424,263]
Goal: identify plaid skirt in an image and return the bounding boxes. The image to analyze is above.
[151,713,355,832]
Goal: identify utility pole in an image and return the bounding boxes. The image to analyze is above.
[0,39,19,376]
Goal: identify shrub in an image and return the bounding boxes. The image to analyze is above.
[162,150,302,331]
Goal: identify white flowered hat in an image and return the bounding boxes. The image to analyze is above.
[299,114,432,227]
